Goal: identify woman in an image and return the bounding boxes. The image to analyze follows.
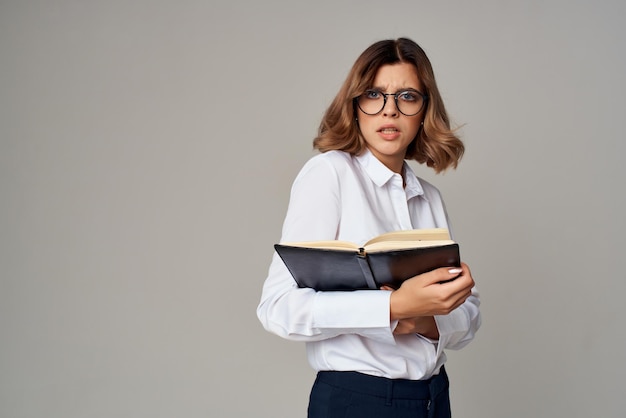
[257,38,481,418]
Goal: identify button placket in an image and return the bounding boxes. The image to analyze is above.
[390,174,412,230]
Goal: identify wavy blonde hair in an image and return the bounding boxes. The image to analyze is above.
[313,38,464,173]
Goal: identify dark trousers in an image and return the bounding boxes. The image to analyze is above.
[307,367,451,418]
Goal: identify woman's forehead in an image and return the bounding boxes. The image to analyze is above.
[371,63,421,91]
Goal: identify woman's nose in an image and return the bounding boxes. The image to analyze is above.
[382,96,399,117]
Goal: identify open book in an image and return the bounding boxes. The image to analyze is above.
[274,228,460,291]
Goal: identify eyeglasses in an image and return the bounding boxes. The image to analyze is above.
[355,89,428,116]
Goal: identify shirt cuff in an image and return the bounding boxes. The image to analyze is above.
[434,308,467,348]
[312,290,396,345]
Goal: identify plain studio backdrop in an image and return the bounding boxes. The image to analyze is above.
[1,1,625,417]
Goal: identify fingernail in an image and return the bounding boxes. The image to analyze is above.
[448,268,462,274]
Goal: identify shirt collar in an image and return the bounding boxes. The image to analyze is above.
[355,149,425,199]
[403,163,425,200]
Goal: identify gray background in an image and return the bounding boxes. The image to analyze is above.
[1,0,625,417]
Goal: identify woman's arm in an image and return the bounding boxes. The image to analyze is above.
[257,155,397,344]
[388,262,481,348]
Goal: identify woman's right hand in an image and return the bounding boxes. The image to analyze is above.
[389,262,475,321]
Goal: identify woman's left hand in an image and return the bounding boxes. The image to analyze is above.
[393,316,438,339]
[381,285,439,339]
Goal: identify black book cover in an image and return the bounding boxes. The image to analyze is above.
[274,243,460,291]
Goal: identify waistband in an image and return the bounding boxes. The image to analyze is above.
[316,366,449,401]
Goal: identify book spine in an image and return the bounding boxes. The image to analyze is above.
[356,249,378,290]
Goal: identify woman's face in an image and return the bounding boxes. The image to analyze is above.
[356,62,425,173]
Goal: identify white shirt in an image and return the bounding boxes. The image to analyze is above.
[257,149,481,380]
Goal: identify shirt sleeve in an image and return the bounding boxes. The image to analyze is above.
[257,155,396,345]
[419,181,482,351]
[434,287,481,351]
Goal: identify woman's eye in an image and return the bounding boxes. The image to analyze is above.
[365,90,381,99]
[398,91,418,101]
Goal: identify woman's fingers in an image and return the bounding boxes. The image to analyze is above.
[390,262,475,319]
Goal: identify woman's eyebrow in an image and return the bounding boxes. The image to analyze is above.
[370,85,420,92]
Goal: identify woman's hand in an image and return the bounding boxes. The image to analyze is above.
[388,262,475,321]
[392,316,439,339]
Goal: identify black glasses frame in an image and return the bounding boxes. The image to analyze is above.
[354,89,429,116]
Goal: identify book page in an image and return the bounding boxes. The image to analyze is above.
[365,239,456,252]
[279,240,359,251]
[278,229,452,252]
[364,228,451,246]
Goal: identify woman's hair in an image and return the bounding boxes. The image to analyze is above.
[313,38,464,173]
